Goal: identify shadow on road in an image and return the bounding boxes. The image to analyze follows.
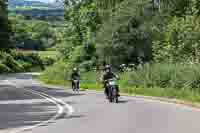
[0,84,85,131]
[58,114,85,120]
[0,85,42,101]
[26,85,85,98]
[0,84,85,101]
[118,100,129,104]
[0,102,56,130]
[0,101,84,130]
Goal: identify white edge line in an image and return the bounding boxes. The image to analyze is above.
[5,80,74,133]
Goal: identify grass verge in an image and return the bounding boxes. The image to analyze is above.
[38,62,200,105]
[39,75,200,104]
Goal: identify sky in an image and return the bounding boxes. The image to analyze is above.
[27,0,56,3]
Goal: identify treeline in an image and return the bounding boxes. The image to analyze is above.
[41,0,200,99]
[53,0,200,70]
[9,9,64,20]
[10,16,57,50]
[0,0,56,73]
[0,0,12,49]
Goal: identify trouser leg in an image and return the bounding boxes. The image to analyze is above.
[72,81,74,89]
[104,84,109,97]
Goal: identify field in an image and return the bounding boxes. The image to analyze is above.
[18,50,60,60]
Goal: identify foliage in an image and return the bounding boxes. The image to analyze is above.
[153,15,200,62]
[0,51,23,72]
[57,0,100,70]
[0,61,11,73]
[41,61,71,83]
[40,62,200,103]
[38,0,200,105]
[0,50,51,73]
[10,16,57,50]
[11,50,45,69]
[124,63,200,89]
[0,0,12,49]
[96,0,155,66]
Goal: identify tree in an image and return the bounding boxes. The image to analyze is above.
[153,0,200,63]
[153,15,200,63]
[10,16,56,50]
[0,0,12,49]
[60,0,101,66]
[96,0,154,66]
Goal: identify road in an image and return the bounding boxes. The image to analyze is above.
[0,73,200,133]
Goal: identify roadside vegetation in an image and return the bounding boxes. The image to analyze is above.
[2,0,200,103]
[39,0,200,103]
[0,0,58,73]
[40,63,200,103]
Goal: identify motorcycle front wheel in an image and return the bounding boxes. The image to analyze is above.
[114,97,118,103]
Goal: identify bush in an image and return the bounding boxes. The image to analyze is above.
[153,16,200,62]
[10,50,45,70]
[0,62,10,73]
[41,61,71,82]
[0,50,47,73]
[17,60,32,71]
[79,60,95,72]
[0,51,24,72]
[42,57,55,66]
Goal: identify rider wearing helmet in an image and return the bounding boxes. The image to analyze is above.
[71,67,80,90]
[101,65,120,98]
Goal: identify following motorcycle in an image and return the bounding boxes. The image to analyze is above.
[72,78,79,92]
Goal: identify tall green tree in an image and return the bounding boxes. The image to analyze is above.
[60,0,101,67]
[153,0,200,63]
[96,0,155,66]
[0,0,11,49]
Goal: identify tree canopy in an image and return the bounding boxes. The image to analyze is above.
[57,0,200,70]
[0,0,12,49]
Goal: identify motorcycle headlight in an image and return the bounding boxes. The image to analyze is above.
[109,81,116,85]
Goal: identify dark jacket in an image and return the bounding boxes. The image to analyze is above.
[101,71,118,82]
[71,72,80,80]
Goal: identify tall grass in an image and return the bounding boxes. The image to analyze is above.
[124,63,200,90]
[40,62,103,89]
[40,62,200,103]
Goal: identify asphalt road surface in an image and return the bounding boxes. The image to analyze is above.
[0,73,200,133]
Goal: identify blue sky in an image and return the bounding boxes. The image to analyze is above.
[27,0,55,3]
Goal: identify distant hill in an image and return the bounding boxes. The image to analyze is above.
[10,9,65,20]
[8,0,64,20]
[8,0,64,9]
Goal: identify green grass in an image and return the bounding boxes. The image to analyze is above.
[39,71,200,104]
[37,51,60,59]
[39,62,200,104]
[19,50,60,60]
[39,75,200,103]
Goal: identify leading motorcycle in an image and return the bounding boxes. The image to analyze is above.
[106,78,119,103]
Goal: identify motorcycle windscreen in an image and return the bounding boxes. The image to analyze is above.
[109,81,116,86]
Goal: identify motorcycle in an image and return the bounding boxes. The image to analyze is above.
[106,79,119,103]
[72,78,79,92]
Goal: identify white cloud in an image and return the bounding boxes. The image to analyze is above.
[27,0,55,3]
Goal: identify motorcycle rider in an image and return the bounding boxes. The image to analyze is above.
[71,67,80,90]
[101,65,120,98]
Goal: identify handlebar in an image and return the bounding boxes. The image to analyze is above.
[104,78,119,82]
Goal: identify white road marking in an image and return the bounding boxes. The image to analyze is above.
[5,80,74,133]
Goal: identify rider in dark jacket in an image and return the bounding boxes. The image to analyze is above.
[101,65,120,98]
[71,67,80,89]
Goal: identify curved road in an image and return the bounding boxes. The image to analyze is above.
[1,73,200,133]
